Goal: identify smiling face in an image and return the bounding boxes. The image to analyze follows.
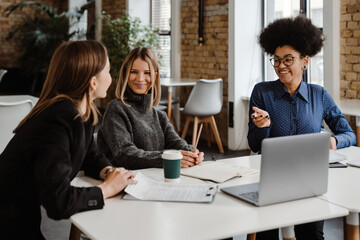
[127,58,152,94]
[273,45,309,93]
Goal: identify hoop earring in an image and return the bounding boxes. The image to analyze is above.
[302,65,307,70]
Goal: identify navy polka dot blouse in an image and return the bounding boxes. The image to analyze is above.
[247,80,356,153]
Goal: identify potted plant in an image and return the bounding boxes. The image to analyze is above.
[4,1,94,95]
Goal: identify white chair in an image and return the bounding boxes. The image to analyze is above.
[0,99,34,153]
[181,78,224,153]
[0,69,7,84]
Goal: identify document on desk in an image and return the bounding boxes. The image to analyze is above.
[180,161,258,183]
[329,149,347,163]
[124,172,218,203]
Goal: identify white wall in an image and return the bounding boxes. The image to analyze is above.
[171,0,181,82]
[127,0,150,25]
[323,0,340,103]
[228,0,262,150]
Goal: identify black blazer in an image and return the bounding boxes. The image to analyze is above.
[0,100,110,239]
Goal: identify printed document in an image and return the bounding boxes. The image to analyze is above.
[329,149,346,163]
[124,172,217,203]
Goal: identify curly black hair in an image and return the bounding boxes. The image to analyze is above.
[258,15,325,57]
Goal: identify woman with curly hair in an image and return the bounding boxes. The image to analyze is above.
[247,15,356,240]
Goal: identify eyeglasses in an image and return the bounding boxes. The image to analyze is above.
[269,56,299,67]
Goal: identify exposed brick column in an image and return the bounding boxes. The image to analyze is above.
[340,0,360,99]
[181,0,229,146]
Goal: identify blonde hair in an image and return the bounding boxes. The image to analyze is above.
[115,47,160,110]
[15,40,108,132]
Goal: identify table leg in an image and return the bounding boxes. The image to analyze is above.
[356,116,360,147]
[246,233,256,240]
[69,223,81,240]
[344,212,359,240]
[281,226,295,240]
[167,87,173,120]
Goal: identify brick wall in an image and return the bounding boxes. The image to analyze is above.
[103,0,126,18]
[340,0,360,98]
[0,0,67,68]
[0,0,125,69]
[181,0,229,146]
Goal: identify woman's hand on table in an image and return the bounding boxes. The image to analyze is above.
[178,149,204,168]
[330,136,337,151]
[98,167,136,199]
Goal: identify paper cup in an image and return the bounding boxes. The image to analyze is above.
[162,150,182,182]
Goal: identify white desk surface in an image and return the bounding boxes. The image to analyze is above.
[319,146,360,213]
[70,155,348,240]
[0,95,38,105]
[160,77,197,87]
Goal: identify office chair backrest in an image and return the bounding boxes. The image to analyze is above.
[0,99,33,153]
[183,78,223,117]
[0,69,7,84]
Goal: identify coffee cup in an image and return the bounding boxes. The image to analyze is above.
[162,150,182,182]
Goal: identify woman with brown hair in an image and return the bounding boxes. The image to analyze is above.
[97,47,204,169]
[0,40,135,239]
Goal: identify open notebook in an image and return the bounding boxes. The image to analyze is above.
[180,161,258,183]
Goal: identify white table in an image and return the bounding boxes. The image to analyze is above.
[320,146,360,240]
[70,155,348,240]
[160,77,197,119]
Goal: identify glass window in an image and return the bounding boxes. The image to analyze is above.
[263,0,324,86]
[151,0,171,78]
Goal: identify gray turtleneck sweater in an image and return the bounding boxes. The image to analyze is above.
[97,87,193,170]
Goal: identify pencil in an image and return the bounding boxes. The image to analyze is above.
[193,123,203,166]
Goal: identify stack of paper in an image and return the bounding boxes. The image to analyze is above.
[329,149,347,163]
[124,172,217,203]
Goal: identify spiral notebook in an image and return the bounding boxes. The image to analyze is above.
[124,172,218,203]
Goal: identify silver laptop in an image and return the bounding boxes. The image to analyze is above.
[221,132,330,206]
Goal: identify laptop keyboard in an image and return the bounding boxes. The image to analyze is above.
[240,191,259,202]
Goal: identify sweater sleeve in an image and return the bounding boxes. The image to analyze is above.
[97,102,164,169]
[158,110,193,151]
[33,105,104,220]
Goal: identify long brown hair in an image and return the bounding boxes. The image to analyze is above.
[14,40,108,132]
[115,47,160,110]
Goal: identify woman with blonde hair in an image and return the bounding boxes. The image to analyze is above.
[0,40,135,239]
[98,47,204,169]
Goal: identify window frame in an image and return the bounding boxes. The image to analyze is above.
[262,0,323,84]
